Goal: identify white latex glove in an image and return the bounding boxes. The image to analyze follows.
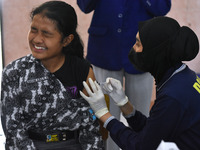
[102,77,128,106]
[80,78,109,118]
[157,140,180,150]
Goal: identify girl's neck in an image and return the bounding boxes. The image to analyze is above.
[42,54,65,73]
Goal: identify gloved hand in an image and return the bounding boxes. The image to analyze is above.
[102,77,128,106]
[80,78,109,118]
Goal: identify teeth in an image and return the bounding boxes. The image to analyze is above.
[34,45,46,50]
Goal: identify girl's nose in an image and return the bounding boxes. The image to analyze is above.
[33,33,43,43]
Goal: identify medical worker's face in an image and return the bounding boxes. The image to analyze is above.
[128,32,146,72]
[133,32,143,53]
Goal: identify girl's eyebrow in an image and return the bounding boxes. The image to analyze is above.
[41,30,53,35]
[31,26,37,30]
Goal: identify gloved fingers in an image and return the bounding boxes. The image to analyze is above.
[106,77,111,83]
[94,81,106,99]
[79,90,90,101]
[109,77,122,90]
[89,78,98,93]
[105,78,113,91]
[94,80,102,91]
[100,82,109,94]
[83,81,94,96]
[101,82,113,93]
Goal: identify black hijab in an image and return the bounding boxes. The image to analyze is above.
[128,16,199,84]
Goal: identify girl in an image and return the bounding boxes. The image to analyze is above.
[1,1,103,150]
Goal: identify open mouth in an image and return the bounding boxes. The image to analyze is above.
[34,45,47,50]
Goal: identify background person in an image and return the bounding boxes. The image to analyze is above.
[80,16,200,150]
[1,1,103,150]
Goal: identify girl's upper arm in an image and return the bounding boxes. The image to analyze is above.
[82,67,96,95]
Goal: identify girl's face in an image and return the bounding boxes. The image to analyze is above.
[28,14,68,63]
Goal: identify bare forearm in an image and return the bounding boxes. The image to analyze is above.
[99,112,112,123]
[99,101,134,123]
[120,101,134,116]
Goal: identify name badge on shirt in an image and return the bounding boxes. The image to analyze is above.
[46,134,59,142]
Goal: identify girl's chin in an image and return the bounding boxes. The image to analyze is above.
[31,53,44,60]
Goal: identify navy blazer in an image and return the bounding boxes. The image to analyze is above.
[107,65,200,149]
[77,0,171,74]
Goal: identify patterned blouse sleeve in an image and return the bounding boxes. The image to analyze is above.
[78,106,104,150]
[54,98,104,150]
[1,63,36,150]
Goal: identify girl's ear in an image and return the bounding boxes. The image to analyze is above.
[63,34,74,47]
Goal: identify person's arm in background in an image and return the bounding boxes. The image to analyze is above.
[1,64,36,150]
[141,0,171,16]
[77,0,98,13]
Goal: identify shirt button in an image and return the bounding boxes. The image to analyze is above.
[117,28,122,33]
[118,13,123,18]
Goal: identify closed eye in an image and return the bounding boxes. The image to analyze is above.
[30,27,37,33]
[42,30,53,37]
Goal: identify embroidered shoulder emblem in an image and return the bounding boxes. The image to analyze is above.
[193,75,200,94]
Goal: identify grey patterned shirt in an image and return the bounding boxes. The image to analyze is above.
[1,54,104,150]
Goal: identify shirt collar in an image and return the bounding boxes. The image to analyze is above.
[156,63,186,92]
